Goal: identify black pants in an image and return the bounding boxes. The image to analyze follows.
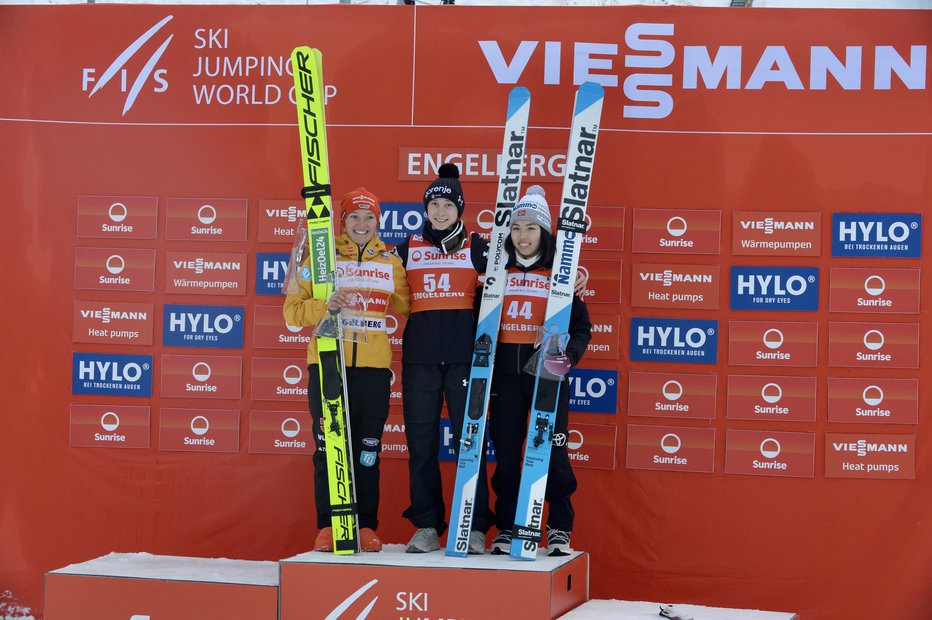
[489,372,577,533]
[308,365,391,531]
[401,362,493,536]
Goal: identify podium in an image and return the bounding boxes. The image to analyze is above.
[44,553,279,620]
[280,544,589,619]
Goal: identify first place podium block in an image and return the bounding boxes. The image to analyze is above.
[280,544,588,619]
[45,553,279,620]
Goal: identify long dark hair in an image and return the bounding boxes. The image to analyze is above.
[504,225,555,269]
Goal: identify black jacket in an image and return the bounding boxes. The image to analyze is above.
[393,231,488,365]
[494,235,592,376]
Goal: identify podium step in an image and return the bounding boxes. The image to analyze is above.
[44,553,278,620]
[559,599,798,619]
[280,544,589,619]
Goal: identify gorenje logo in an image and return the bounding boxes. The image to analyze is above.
[480,26,927,119]
[72,352,153,397]
[832,213,921,257]
[163,304,244,348]
[630,318,717,364]
[730,266,818,311]
[82,16,173,115]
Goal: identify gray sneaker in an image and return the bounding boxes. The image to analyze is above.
[405,527,440,553]
[468,530,486,555]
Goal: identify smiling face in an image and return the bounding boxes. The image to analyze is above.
[510,220,542,259]
[344,209,378,245]
[426,198,459,231]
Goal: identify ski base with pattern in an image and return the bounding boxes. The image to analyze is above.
[510,81,604,561]
[445,87,531,558]
[291,46,359,555]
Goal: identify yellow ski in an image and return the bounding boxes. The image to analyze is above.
[291,46,358,554]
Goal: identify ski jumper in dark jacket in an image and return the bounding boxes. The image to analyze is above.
[489,235,592,535]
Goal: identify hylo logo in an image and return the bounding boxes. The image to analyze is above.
[82,16,173,115]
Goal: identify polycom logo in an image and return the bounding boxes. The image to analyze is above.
[282,365,304,385]
[81,15,173,115]
[108,202,128,222]
[761,383,783,404]
[863,329,885,351]
[281,417,301,438]
[191,362,211,382]
[762,329,784,350]
[197,204,217,225]
[864,275,886,296]
[190,415,210,436]
[100,411,120,432]
[326,578,379,619]
[759,438,782,459]
[660,433,682,454]
[661,380,683,401]
[863,385,884,406]
[666,217,687,237]
[106,254,126,275]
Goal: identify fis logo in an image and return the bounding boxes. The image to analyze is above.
[730,266,818,311]
[82,16,173,115]
[163,304,244,348]
[832,213,921,258]
[568,368,618,414]
[631,317,718,364]
[73,352,153,397]
[256,252,291,295]
[379,202,425,245]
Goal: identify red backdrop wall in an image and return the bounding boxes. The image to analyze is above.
[1,5,929,619]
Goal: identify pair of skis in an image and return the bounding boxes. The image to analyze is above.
[446,82,604,560]
[291,47,359,555]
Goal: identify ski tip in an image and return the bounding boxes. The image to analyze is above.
[507,87,531,118]
[577,81,605,111]
[509,86,531,100]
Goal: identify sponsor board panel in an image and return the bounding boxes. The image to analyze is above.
[159,408,240,453]
[726,375,816,422]
[728,321,818,367]
[626,425,715,473]
[379,202,425,247]
[389,361,403,408]
[439,417,495,463]
[69,404,150,449]
[163,304,245,349]
[248,410,314,455]
[257,199,306,243]
[732,211,821,256]
[827,377,919,424]
[578,258,622,305]
[724,430,815,478]
[166,251,247,295]
[165,197,248,241]
[251,357,308,402]
[72,300,154,346]
[825,433,916,479]
[74,247,156,292]
[630,317,718,365]
[568,368,618,414]
[632,209,721,255]
[631,263,719,310]
[381,413,409,460]
[72,352,153,397]
[567,422,617,470]
[627,371,716,420]
[829,267,920,314]
[831,213,921,258]
[587,314,621,360]
[386,311,407,352]
[254,304,311,350]
[729,266,819,311]
[827,321,919,369]
[161,354,242,399]
[399,147,566,184]
[461,203,623,251]
[256,252,291,295]
[76,195,158,239]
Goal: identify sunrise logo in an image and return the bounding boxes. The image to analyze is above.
[108,202,128,223]
[660,433,682,455]
[759,438,782,459]
[863,329,885,351]
[862,385,884,406]
[192,362,211,382]
[106,254,126,275]
[197,204,218,225]
[761,382,783,404]
[661,380,683,401]
[281,417,301,439]
[100,411,121,432]
[666,216,688,237]
[282,365,304,385]
[190,415,210,436]
[762,328,784,350]
[864,275,886,296]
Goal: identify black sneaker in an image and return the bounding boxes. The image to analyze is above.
[546,526,571,556]
[490,529,512,555]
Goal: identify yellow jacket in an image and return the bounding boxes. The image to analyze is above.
[283,234,410,368]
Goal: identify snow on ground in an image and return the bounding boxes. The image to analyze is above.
[0,591,36,620]
[560,599,797,620]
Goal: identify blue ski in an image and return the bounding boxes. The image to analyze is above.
[445,86,531,558]
[510,82,603,561]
